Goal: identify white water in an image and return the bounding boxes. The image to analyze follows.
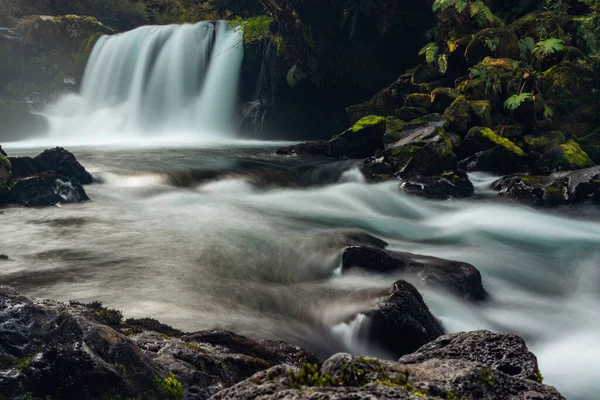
[43,21,243,145]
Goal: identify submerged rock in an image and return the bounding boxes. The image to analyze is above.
[213,336,563,400]
[342,246,487,301]
[359,280,445,358]
[493,166,600,206]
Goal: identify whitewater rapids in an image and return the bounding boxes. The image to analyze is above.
[0,145,598,399]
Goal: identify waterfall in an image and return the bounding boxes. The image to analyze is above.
[45,21,244,144]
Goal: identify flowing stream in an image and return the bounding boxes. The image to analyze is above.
[2,20,599,400]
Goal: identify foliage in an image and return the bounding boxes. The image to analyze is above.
[432,0,504,27]
[154,373,184,400]
[70,300,123,327]
[534,369,544,383]
[533,38,564,57]
[228,15,273,44]
[504,92,532,111]
[418,42,448,73]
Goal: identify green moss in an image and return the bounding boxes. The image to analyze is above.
[443,96,472,134]
[184,342,201,351]
[556,141,594,169]
[469,100,492,127]
[69,300,123,327]
[349,115,386,133]
[481,367,495,386]
[154,373,184,400]
[289,363,336,389]
[520,176,546,187]
[14,352,36,373]
[534,370,544,383]
[479,127,526,156]
[524,131,566,153]
[405,93,432,109]
[385,117,406,133]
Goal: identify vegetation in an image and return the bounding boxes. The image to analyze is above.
[70,300,123,327]
[154,373,184,400]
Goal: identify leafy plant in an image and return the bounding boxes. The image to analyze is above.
[533,38,565,57]
[432,0,504,27]
[228,15,273,44]
[419,42,439,64]
[504,92,532,111]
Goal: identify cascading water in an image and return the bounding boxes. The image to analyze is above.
[45,21,243,145]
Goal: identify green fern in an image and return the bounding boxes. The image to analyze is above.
[504,93,532,111]
[533,38,565,56]
[433,0,458,12]
[419,42,440,64]
[518,37,536,61]
[485,37,500,52]
[544,105,554,118]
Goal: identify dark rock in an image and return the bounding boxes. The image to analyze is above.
[396,106,428,121]
[328,115,386,159]
[34,147,93,184]
[430,87,461,113]
[8,171,89,207]
[0,145,6,156]
[0,254,9,261]
[399,330,541,382]
[275,141,328,157]
[359,280,445,358]
[124,317,184,337]
[361,121,457,181]
[8,156,41,179]
[213,339,563,400]
[0,153,10,195]
[342,246,487,301]
[0,286,161,400]
[404,93,432,110]
[465,28,519,66]
[493,166,600,206]
[399,170,475,200]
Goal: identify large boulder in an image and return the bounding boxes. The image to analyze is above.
[458,126,529,174]
[342,246,487,301]
[359,280,445,359]
[493,166,600,206]
[465,28,519,66]
[34,147,93,184]
[443,96,493,136]
[213,334,564,400]
[540,140,594,172]
[8,171,89,207]
[8,156,41,179]
[361,119,457,181]
[328,115,386,158]
[400,330,542,382]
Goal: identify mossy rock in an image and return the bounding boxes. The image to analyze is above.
[542,140,595,171]
[524,131,567,154]
[0,154,12,196]
[465,28,518,66]
[328,115,386,158]
[404,93,431,110]
[469,100,492,128]
[462,126,527,158]
[411,63,442,84]
[508,12,566,41]
[541,61,596,114]
[430,87,460,113]
[578,126,600,164]
[383,117,407,144]
[395,106,428,121]
[443,96,472,135]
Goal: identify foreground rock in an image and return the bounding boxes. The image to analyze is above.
[214,332,562,400]
[0,146,92,207]
[399,170,474,200]
[359,280,445,358]
[493,165,600,207]
[342,246,488,301]
[0,287,563,400]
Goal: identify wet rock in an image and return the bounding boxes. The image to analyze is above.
[399,170,475,200]
[8,171,89,207]
[361,120,457,181]
[399,330,542,382]
[443,96,472,134]
[34,147,93,184]
[0,146,6,156]
[404,93,432,110]
[359,280,445,359]
[342,246,487,301]
[328,115,386,159]
[275,141,328,157]
[430,87,461,114]
[524,131,566,154]
[493,166,600,206]
[0,254,9,261]
[213,338,563,400]
[8,156,41,179]
[0,286,161,400]
[541,140,594,172]
[396,106,428,121]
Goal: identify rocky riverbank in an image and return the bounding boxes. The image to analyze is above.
[0,284,564,400]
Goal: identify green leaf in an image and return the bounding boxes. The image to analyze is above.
[419,42,439,64]
[544,105,554,118]
[504,93,532,111]
[534,38,565,56]
[433,0,457,12]
[438,54,448,74]
[456,0,468,12]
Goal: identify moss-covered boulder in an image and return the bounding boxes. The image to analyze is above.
[443,97,492,136]
[460,57,522,109]
[578,126,600,164]
[395,106,428,121]
[541,61,596,117]
[508,12,566,41]
[328,115,386,158]
[430,87,461,113]
[465,28,519,66]
[459,127,528,174]
[404,93,432,110]
[541,140,595,171]
[524,131,567,154]
[361,124,457,181]
[0,153,12,195]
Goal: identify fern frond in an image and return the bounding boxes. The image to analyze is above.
[544,105,554,118]
[419,43,440,64]
[470,1,505,27]
[456,0,468,12]
[518,37,536,61]
[433,0,457,12]
[534,38,565,56]
[504,93,532,111]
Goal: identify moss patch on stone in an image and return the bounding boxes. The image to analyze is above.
[348,115,386,134]
[478,127,526,156]
[556,141,594,170]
